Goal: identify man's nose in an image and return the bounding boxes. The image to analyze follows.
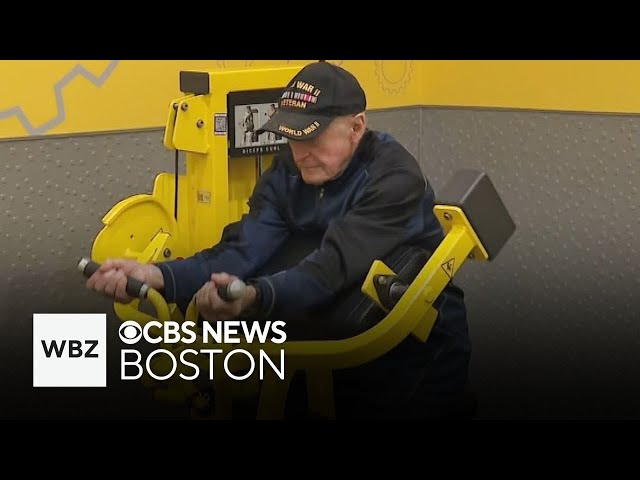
[294,150,311,162]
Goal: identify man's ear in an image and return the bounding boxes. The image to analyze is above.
[352,112,367,136]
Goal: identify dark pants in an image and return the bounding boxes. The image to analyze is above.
[331,284,472,419]
[250,232,473,419]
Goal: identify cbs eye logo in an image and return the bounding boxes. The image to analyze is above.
[119,321,142,345]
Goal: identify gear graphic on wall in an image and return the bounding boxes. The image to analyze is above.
[217,60,254,68]
[285,60,343,65]
[374,60,414,95]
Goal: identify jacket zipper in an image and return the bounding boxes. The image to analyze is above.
[314,186,324,225]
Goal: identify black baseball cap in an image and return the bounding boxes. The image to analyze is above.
[257,61,367,141]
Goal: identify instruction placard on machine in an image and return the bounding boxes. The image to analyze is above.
[214,113,227,135]
[198,191,211,203]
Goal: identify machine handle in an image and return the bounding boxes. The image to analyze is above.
[217,279,247,302]
[77,257,150,300]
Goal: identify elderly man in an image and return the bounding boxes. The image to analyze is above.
[87,61,472,419]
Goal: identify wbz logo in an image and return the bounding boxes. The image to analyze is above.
[41,339,99,358]
[33,314,106,387]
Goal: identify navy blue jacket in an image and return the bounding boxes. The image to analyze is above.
[157,129,446,319]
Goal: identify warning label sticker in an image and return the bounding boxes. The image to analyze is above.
[441,258,455,279]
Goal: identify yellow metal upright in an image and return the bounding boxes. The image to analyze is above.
[162,67,302,254]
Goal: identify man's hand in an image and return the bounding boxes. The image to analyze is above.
[85,259,164,303]
[195,273,257,322]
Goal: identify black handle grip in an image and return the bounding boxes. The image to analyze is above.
[78,257,150,300]
[82,259,100,277]
[125,277,147,299]
[217,279,247,302]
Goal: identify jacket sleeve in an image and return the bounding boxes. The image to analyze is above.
[250,162,428,319]
[156,161,290,303]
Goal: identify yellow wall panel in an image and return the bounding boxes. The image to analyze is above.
[423,60,640,114]
[0,60,422,139]
[3,60,640,140]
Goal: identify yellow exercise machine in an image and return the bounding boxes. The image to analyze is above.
[82,65,515,419]
[89,66,303,325]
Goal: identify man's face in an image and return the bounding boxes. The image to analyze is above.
[288,114,365,186]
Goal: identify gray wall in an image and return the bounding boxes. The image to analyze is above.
[1,108,638,419]
[0,133,182,418]
[371,108,639,419]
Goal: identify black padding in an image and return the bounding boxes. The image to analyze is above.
[285,245,432,341]
[180,71,210,95]
[436,169,515,260]
[341,246,432,338]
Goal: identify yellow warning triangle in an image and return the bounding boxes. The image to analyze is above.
[441,258,455,278]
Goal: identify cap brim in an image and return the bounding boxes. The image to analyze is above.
[256,109,334,141]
